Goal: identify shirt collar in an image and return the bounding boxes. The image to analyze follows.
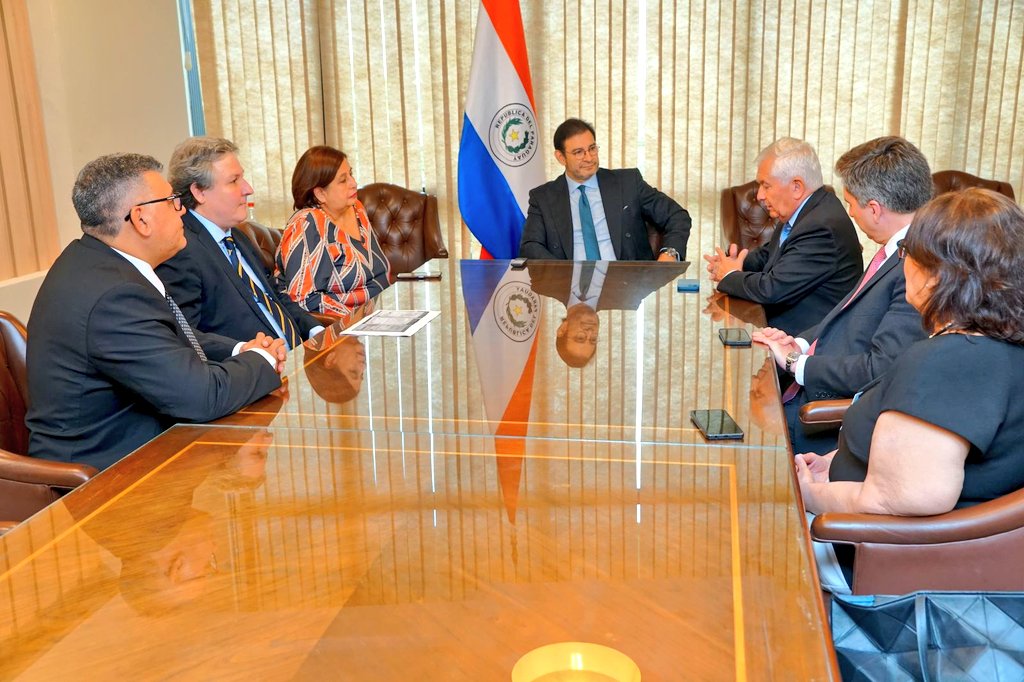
[189,209,232,244]
[883,224,911,259]
[110,247,166,296]
[565,173,600,195]
[786,192,814,227]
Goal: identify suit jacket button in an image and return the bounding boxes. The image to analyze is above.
[625,232,631,238]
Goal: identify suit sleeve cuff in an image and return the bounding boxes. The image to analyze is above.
[794,355,809,386]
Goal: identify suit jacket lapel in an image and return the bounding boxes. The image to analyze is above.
[764,222,786,269]
[597,169,624,258]
[551,177,574,259]
[185,213,267,320]
[765,186,829,269]
[818,251,900,332]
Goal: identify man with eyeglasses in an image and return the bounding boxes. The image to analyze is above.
[753,137,932,455]
[518,118,691,261]
[157,137,322,351]
[26,153,285,471]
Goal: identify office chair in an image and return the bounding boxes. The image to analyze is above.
[932,170,1016,202]
[0,311,96,534]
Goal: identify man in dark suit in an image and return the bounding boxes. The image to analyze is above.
[705,137,863,335]
[753,137,933,454]
[518,118,691,261]
[157,137,321,348]
[527,260,687,366]
[27,154,285,470]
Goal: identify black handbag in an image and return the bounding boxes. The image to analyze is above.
[830,592,1024,681]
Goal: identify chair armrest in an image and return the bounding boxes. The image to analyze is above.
[0,449,97,488]
[811,488,1024,545]
[0,520,19,535]
[798,399,852,427]
[421,194,448,260]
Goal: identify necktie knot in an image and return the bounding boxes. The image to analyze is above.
[778,222,793,245]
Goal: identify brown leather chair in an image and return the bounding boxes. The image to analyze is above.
[357,182,448,274]
[0,311,96,533]
[800,396,1024,593]
[720,180,774,250]
[932,170,1016,202]
[234,219,282,273]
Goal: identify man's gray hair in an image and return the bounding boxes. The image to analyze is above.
[72,153,163,238]
[835,136,933,213]
[168,136,239,209]
[756,137,824,190]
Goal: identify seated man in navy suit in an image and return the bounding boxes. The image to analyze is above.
[157,137,322,348]
[754,137,933,454]
[518,118,691,262]
[27,153,284,470]
[705,137,864,335]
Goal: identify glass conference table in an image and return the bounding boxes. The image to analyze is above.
[0,260,836,680]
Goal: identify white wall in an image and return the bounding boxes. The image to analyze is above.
[0,0,190,322]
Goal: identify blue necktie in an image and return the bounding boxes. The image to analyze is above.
[578,186,600,260]
[778,221,793,246]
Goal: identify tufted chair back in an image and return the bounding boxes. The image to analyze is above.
[720,181,774,250]
[357,183,448,274]
[0,311,29,455]
[932,170,1016,202]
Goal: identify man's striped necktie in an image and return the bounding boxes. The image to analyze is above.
[222,233,301,349]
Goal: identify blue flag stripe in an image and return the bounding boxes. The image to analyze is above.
[457,115,527,259]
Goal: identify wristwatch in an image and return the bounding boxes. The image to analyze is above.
[785,350,802,374]
[659,247,680,261]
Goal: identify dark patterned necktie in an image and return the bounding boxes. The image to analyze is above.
[223,234,301,349]
[166,294,208,362]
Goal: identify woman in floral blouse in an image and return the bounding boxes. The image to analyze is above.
[275,146,391,322]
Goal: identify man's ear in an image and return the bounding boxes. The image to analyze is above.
[127,209,153,237]
[556,319,568,339]
[189,182,205,206]
[790,176,806,198]
[866,199,884,222]
[554,149,567,168]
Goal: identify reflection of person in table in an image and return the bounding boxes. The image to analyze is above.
[304,331,367,403]
[527,260,686,367]
[79,431,272,615]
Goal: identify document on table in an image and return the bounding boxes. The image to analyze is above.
[340,310,440,337]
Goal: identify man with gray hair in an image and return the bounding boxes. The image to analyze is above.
[705,137,862,334]
[754,136,932,454]
[26,153,285,470]
[157,137,321,349]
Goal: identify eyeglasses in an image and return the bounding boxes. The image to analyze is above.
[124,191,185,222]
[896,239,907,259]
[567,144,600,160]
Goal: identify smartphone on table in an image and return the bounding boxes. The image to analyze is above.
[690,409,744,441]
[718,327,752,347]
